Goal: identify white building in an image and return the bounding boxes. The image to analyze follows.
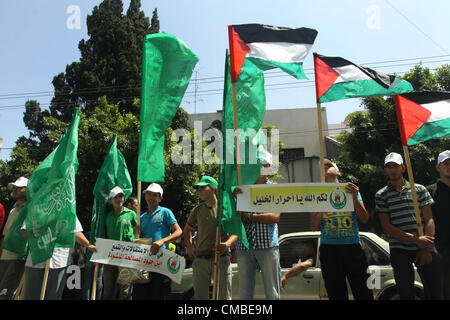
[189,107,338,233]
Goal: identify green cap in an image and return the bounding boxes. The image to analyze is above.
[194,176,218,189]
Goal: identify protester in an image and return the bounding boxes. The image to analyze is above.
[133,183,182,300]
[426,150,450,299]
[375,152,442,300]
[280,240,316,290]
[125,196,139,214]
[22,216,96,300]
[0,177,28,300]
[102,186,139,300]
[235,154,281,300]
[310,159,373,300]
[183,176,237,300]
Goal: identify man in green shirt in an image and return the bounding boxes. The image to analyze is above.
[0,177,28,300]
[103,186,138,300]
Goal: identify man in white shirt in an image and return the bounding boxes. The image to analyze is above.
[22,217,96,300]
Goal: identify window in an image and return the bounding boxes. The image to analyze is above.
[360,237,391,266]
[280,148,305,163]
[279,237,318,268]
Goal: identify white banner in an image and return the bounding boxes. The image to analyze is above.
[90,238,185,284]
[237,183,354,213]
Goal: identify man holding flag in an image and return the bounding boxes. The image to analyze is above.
[0,177,28,300]
[184,176,237,300]
[375,152,442,300]
[22,216,95,300]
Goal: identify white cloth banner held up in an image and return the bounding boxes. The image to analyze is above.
[90,238,185,284]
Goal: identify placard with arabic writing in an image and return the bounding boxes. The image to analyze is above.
[90,238,185,284]
[236,183,354,213]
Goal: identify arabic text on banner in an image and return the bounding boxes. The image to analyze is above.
[90,238,185,284]
[236,183,354,213]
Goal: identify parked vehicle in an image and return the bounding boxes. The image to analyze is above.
[171,231,424,300]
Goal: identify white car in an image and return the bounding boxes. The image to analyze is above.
[171,232,424,300]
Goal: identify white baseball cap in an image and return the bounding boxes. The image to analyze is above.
[384,152,403,166]
[323,159,340,172]
[437,150,450,164]
[8,177,28,188]
[108,186,125,200]
[143,183,163,196]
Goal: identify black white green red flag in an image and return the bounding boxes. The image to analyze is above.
[313,53,413,103]
[394,91,450,146]
[228,24,318,82]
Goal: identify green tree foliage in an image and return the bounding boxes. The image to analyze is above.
[336,63,450,233]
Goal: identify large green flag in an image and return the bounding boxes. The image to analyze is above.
[2,110,80,265]
[218,54,267,248]
[87,134,132,266]
[137,33,199,182]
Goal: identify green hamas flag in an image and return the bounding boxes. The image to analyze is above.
[87,134,132,267]
[4,110,80,265]
[218,54,267,248]
[137,33,199,182]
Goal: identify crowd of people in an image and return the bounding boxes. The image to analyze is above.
[0,149,449,300]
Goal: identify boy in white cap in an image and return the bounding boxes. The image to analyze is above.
[132,183,182,300]
[103,186,138,300]
[426,150,450,299]
[0,177,28,299]
[375,152,442,299]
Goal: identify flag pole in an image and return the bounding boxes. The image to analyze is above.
[40,259,51,300]
[136,181,142,238]
[316,102,326,183]
[313,53,326,183]
[394,95,424,236]
[91,262,99,300]
[13,272,25,300]
[402,146,425,236]
[213,50,242,300]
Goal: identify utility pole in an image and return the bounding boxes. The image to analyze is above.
[194,70,198,114]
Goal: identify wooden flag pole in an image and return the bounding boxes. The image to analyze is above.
[13,272,25,300]
[402,145,425,236]
[136,181,142,238]
[316,102,326,183]
[40,259,51,300]
[90,262,99,300]
[212,78,242,300]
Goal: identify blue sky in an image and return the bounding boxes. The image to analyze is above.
[1,0,449,161]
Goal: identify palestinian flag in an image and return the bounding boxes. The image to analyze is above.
[228,24,318,82]
[394,91,450,146]
[314,53,413,103]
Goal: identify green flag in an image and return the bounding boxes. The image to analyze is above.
[137,33,199,182]
[218,53,267,248]
[87,134,132,266]
[5,110,80,266]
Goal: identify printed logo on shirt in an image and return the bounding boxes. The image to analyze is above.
[329,187,347,210]
[323,212,355,238]
[154,213,162,224]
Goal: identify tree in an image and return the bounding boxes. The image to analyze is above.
[19,0,159,165]
[0,1,215,229]
[336,63,450,233]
